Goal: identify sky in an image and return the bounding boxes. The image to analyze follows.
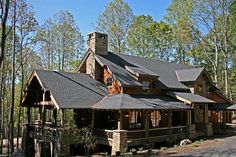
[27,0,171,38]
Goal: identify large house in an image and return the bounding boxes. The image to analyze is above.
[22,32,235,157]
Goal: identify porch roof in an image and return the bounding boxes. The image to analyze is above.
[167,92,215,104]
[208,104,236,110]
[91,93,192,110]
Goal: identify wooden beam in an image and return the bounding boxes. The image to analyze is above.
[91,109,95,129]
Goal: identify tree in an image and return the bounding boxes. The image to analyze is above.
[0,0,10,68]
[166,0,233,96]
[15,0,38,148]
[37,10,85,71]
[127,15,154,57]
[166,0,198,64]
[127,15,174,60]
[96,0,133,53]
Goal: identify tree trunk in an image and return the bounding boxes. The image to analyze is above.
[0,0,10,68]
[0,61,6,154]
[9,1,16,153]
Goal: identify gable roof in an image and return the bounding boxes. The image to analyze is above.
[92,93,192,110]
[94,52,194,90]
[24,70,108,109]
[176,68,204,82]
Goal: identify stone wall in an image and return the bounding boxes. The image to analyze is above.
[189,124,196,139]
[194,105,205,123]
[111,130,128,155]
[87,32,108,55]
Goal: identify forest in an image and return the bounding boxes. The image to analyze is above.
[0,0,236,155]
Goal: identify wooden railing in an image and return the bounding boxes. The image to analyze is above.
[27,124,188,143]
[172,126,188,135]
[149,127,169,137]
[28,124,60,142]
[127,126,188,140]
[94,129,113,139]
[127,130,146,139]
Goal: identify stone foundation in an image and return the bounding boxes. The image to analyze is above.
[206,123,213,136]
[189,124,196,139]
[111,130,128,156]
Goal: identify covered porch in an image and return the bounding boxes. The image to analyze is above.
[208,103,236,134]
[89,93,193,155]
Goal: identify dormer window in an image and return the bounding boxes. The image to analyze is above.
[105,76,113,87]
[142,81,150,91]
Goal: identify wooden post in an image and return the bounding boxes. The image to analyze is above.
[53,109,57,127]
[60,109,64,127]
[118,111,123,130]
[187,110,191,125]
[205,104,208,123]
[145,111,149,138]
[91,109,95,129]
[168,110,172,137]
[42,105,46,127]
[39,107,42,122]
[27,107,31,124]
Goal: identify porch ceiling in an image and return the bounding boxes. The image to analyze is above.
[91,93,192,110]
[209,103,236,110]
[167,92,215,104]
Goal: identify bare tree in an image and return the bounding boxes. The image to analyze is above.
[0,0,10,68]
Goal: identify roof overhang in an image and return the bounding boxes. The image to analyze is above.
[167,92,215,105]
[92,93,193,110]
[208,104,236,111]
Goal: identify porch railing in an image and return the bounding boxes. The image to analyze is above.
[127,130,146,139]
[94,129,113,139]
[127,126,188,140]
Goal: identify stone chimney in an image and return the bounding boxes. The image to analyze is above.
[87,32,108,55]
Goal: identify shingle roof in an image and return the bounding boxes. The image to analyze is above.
[92,93,192,110]
[96,52,193,89]
[176,68,204,82]
[208,104,236,110]
[95,54,143,86]
[35,70,108,109]
[168,92,215,104]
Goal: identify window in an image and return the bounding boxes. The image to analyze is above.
[129,111,142,129]
[150,111,161,127]
[105,76,113,87]
[142,81,150,91]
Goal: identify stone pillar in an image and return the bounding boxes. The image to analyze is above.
[189,124,196,139]
[111,130,127,156]
[34,139,41,157]
[206,123,213,136]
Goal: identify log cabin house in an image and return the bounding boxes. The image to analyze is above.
[21,32,235,157]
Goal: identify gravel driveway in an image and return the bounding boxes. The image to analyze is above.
[171,135,236,157]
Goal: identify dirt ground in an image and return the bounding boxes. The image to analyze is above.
[160,138,224,156]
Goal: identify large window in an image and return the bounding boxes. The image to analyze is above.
[129,111,142,129]
[150,111,161,127]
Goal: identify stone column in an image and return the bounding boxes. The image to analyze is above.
[111,130,128,156]
[206,123,213,136]
[34,139,41,157]
[189,124,196,139]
